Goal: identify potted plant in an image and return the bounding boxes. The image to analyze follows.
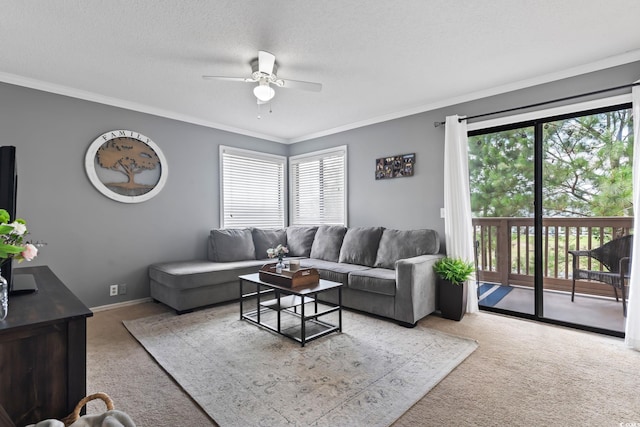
[433,257,474,321]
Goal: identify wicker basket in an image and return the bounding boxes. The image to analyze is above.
[60,393,114,427]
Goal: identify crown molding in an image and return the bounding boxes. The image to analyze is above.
[0,71,286,144]
[289,49,640,143]
[1,48,639,145]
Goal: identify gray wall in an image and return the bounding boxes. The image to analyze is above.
[1,60,637,308]
[0,82,286,307]
[289,115,445,231]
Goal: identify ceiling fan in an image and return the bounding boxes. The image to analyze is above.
[202,50,322,104]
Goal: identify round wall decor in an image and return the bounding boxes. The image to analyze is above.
[85,130,168,203]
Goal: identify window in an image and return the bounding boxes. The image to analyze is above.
[289,146,347,226]
[220,146,286,228]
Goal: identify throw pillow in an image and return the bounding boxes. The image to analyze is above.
[338,227,384,267]
[252,228,287,259]
[286,226,318,257]
[374,228,440,269]
[208,228,256,262]
[310,225,347,262]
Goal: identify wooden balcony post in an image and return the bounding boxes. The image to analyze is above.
[497,218,511,286]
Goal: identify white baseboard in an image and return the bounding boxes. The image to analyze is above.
[90,297,153,313]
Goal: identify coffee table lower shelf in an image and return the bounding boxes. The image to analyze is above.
[239,273,343,347]
[242,306,341,345]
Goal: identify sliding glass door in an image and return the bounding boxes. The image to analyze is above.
[540,107,633,333]
[469,125,535,316]
[469,103,633,336]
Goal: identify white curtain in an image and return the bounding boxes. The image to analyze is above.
[625,82,640,350]
[444,115,479,313]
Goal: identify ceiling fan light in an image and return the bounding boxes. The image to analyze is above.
[253,81,275,102]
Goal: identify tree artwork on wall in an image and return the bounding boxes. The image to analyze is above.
[375,153,415,180]
[85,130,168,203]
[96,137,160,193]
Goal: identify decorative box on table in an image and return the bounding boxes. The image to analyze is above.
[259,264,320,287]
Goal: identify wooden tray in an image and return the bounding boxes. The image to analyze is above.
[259,264,320,288]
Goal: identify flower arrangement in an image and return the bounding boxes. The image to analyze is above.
[0,208,38,265]
[266,244,289,262]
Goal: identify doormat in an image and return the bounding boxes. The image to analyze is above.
[479,283,513,307]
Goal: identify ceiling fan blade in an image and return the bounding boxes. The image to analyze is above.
[276,78,322,92]
[202,76,255,83]
[258,51,276,75]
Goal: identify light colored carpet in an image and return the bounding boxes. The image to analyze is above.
[86,302,640,426]
[122,303,477,427]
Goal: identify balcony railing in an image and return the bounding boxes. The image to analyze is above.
[473,217,633,298]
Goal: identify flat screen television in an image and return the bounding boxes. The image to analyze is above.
[0,146,17,291]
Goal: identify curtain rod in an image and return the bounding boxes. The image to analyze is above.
[433,81,640,128]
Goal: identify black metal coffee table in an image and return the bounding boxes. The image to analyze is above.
[239,273,343,347]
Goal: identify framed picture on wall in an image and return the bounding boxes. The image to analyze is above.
[85,130,168,203]
[375,153,415,180]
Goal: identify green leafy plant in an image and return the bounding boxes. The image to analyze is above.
[433,257,474,285]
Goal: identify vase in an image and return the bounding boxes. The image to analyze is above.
[276,257,285,274]
[0,273,8,320]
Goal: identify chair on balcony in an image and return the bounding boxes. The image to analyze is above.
[569,234,633,317]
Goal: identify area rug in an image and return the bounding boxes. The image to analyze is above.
[123,303,477,427]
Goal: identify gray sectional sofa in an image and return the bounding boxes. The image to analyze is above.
[149,225,443,326]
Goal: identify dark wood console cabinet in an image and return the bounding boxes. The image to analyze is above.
[0,266,93,426]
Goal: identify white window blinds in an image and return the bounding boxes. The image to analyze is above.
[289,146,347,226]
[220,146,286,228]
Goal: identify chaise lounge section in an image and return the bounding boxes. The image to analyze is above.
[149,225,443,326]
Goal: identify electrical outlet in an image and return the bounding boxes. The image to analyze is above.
[109,284,118,296]
[119,283,127,295]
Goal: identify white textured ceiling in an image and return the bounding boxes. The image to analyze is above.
[1,1,640,143]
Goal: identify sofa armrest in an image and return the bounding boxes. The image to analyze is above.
[394,254,445,325]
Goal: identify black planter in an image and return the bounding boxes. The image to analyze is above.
[437,278,468,321]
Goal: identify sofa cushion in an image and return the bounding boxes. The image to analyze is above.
[300,258,370,285]
[286,226,318,257]
[207,228,256,262]
[310,225,347,262]
[348,268,396,296]
[149,259,266,290]
[252,228,287,259]
[338,227,384,267]
[374,228,440,269]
